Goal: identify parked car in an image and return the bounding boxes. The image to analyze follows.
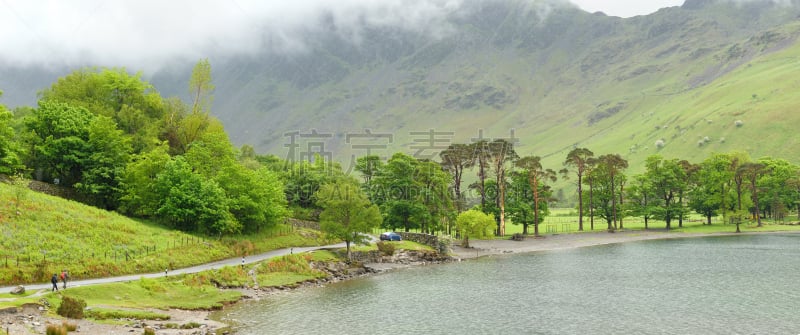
[379,232,402,241]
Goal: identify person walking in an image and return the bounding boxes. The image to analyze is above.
[60,270,68,289]
[241,256,245,269]
[51,274,59,291]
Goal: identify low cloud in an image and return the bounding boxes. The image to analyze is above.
[0,0,589,72]
[0,0,473,71]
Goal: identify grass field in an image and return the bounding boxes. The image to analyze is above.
[501,208,800,236]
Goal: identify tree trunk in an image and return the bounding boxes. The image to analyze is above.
[610,175,617,231]
[707,213,712,225]
[346,240,352,262]
[589,181,595,231]
[499,169,506,237]
[577,174,584,231]
[523,223,529,235]
[530,174,540,237]
[618,183,624,230]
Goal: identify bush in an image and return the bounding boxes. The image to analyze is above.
[62,321,77,331]
[655,139,666,149]
[144,327,156,335]
[735,120,744,127]
[57,295,87,319]
[45,324,67,335]
[376,241,396,256]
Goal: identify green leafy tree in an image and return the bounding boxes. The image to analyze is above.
[76,115,132,209]
[562,147,594,231]
[39,68,164,153]
[470,140,491,211]
[0,92,22,174]
[189,58,214,114]
[625,174,657,229]
[506,171,551,235]
[455,209,495,248]
[737,162,769,227]
[373,153,422,232]
[487,139,518,236]
[440,143,475,211]
[154,156,236,234]
[315,179,382,261]
[414,159,455,234]
[215,164,288,232]
[355,155,383,187]
[119,144,172,216]
[757,157,798,222]
[515,155,556,236]
[690,153,736,224]
[24,101,94,186]
[589,154,628,231]
[642,155,686,230]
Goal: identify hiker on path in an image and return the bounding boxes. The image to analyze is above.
[60,270,68,289]
[51,274,59,291]
[241,256,245,269]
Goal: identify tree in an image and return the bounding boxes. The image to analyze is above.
[738,162,769,227]
[76,115,132,209]
[507,171,552,236]
[154,156,235,234]
[757,157,798,222]
[626,174,657,229]
[487,139,518,236]
[215,164,288,233]
[39,68,164,153]
[0,93,22,174]
[642,155,686,230]
[455,209,495,248]
[315,179,382,261]
[414,159,455,234]
[592,154,628,231]
[373,153,423,232]
[120,144,172,216]
[189,58,214,114]
[470,140,491,211]
[440,144,475,211]
[562,147,593,231]
[515,155,557,236]
[24,100,95,186]
[690,153,736,225]
[355,155,383,187]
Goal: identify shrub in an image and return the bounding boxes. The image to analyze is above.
[735,120,744,127]
[57,295,87,319]
[655,139,666,149]
[376,241,396,256]
[697,140,704,147]
[144,327,156,335]
[45,324,67,335]
[62,321,77,331]
[180,322,202,329]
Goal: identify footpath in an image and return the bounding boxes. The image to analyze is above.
[0,242,346,294]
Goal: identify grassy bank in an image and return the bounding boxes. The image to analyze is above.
[0,181,327,286]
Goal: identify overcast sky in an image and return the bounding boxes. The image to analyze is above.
[0,1,685,71]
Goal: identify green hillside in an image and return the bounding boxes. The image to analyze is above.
[0,180,320,285]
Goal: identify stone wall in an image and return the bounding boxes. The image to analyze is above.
[287,218,320,231]
[396,232,452,254]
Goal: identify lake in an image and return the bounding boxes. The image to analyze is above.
[219,234,800,334]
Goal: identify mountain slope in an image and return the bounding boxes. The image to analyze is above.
[4,0,800,170]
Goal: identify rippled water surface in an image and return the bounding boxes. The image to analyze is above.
[220,234,800,334]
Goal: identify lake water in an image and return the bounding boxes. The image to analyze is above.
[219,234,800,334]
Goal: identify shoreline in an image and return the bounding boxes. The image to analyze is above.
[4,230,795,334]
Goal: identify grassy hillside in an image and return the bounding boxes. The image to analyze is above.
[0,181,324,285]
